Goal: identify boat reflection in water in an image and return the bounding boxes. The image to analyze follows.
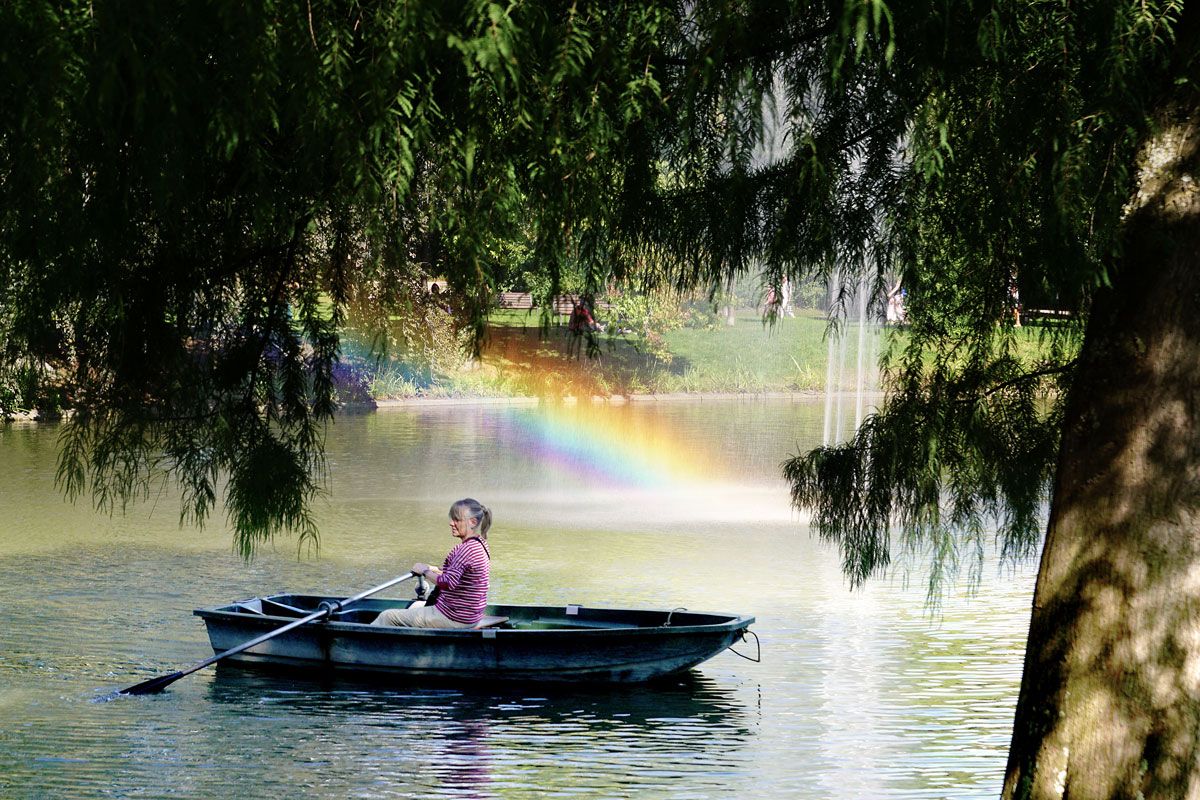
[205,667,756,798]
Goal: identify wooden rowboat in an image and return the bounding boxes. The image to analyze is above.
[194,593,756,683]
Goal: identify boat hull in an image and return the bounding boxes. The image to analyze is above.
[195,596,755,683]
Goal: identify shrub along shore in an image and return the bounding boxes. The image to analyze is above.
[3,308,1057,420]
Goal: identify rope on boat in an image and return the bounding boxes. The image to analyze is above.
[726,628,761,663]
[660,608,688,627]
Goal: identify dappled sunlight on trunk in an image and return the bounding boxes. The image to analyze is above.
[1004,106,1200,800]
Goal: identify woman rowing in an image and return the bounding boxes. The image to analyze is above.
[371,498,492,629]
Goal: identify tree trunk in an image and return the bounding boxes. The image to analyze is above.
[1002,104,1200,799]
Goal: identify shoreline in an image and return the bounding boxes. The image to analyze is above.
[5,389,887,423]
[370,389,835,409]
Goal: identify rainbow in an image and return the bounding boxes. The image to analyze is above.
[494,401,720,488]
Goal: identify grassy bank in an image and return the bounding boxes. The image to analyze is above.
[345,309,851,400]
[343,308,1061,401]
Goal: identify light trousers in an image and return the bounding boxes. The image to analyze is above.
[369,604,472,629]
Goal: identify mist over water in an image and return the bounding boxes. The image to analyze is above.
[0,399,1032,799]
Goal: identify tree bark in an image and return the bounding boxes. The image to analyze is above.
[1003,103,1200,799]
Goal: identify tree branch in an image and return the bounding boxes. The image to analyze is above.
[978,358,1077,400]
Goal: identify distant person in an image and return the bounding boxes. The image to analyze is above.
[762,285,778,316]
[370,498,492,628]
[886,281,907,325]
[1007,270,1022,327]
[780,276,794,317]
[568,300,600,334]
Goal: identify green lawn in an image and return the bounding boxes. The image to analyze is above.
[343,307,1064,400]
[657,311,836,392]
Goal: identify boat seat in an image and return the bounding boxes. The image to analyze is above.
[475,615,510,629]
[262,599,310,616]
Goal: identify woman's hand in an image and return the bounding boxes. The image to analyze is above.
[413,563,439,579]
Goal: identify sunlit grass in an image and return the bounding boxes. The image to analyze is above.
[338,307,1066,401]
[660,311,833,392]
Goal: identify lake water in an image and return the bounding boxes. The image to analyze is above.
[0,398,1035,798]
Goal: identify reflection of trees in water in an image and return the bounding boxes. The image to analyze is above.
[206,668,754,796]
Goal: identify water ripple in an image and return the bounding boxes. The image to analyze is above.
[0,403,1035,799]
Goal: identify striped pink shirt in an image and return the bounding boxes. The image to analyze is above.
[434,537,490,625]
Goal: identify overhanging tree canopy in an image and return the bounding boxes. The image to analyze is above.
[2,2,1198,798]
[0,0,668,553]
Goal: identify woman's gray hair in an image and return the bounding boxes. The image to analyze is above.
[449,498,492,540]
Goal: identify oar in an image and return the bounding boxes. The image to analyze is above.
[118,572,418,696]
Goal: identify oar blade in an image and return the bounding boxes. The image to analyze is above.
[119,671,186,696]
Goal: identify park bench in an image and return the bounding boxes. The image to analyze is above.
[497,292,610,318]
[1019,307,1074,325]
[498,292,576,315]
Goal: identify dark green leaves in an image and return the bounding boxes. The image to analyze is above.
[1,0,1191,572]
